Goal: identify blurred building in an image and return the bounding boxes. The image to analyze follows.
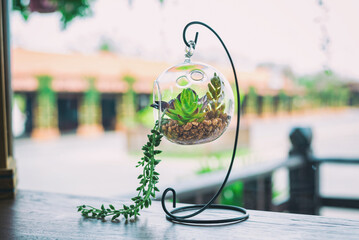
[11,48,301,138]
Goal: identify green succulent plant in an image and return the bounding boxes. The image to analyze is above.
[206,73,225,115]
[166,88,206,125]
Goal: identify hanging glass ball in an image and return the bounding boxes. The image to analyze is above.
[152,60,234,145]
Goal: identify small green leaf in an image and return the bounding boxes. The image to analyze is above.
[154,150,162,155]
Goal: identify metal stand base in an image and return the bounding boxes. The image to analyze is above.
[165,204,249,225]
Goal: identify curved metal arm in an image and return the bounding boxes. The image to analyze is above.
[161,21,245,224]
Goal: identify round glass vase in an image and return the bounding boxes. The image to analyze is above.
[153,60,234,145]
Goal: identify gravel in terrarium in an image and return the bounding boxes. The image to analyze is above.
[161,111,230,145]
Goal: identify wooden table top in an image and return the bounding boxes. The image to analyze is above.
[0,190,358,239]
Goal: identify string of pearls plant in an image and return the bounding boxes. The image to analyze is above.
[77,121,163,221]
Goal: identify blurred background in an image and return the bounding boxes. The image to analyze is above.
[9,0,359,220]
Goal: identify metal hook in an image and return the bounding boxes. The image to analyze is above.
[185,40,196,58]
[183,25,199,49]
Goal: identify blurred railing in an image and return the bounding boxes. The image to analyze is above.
[159,127,359,215]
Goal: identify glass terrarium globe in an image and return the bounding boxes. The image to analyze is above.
[153,60,234,145]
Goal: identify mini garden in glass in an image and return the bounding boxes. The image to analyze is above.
[152,61,234,145]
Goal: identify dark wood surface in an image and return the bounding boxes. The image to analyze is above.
[0,191,359,239]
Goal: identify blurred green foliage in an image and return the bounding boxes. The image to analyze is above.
[12,0,93,29]
[13,94,26,113]
[135,106,154,129]
[247,86,257,114]
[221,181,244,206]
[12,0,166,29]
[298,71,350,107]
[35,75,57,128]
[79,78,101,125]
[120,75,137,129]
[99,41,113,52]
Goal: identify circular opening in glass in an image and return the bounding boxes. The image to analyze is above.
[190,70,205,81]
[176,76,190,88]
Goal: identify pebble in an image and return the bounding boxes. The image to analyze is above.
[183,123,192,131]
[203,120,212,126]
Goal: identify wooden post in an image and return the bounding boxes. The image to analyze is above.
[243,176,272,211]
[0,0,16,199]
[243,180,258,209]
[262,176,272,211]
[288,127,319,215]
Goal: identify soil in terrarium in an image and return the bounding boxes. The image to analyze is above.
[161,111,230,144]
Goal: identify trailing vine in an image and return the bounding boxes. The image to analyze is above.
[77,121,163,221]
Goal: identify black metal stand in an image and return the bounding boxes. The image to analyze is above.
[161,21,249,225]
